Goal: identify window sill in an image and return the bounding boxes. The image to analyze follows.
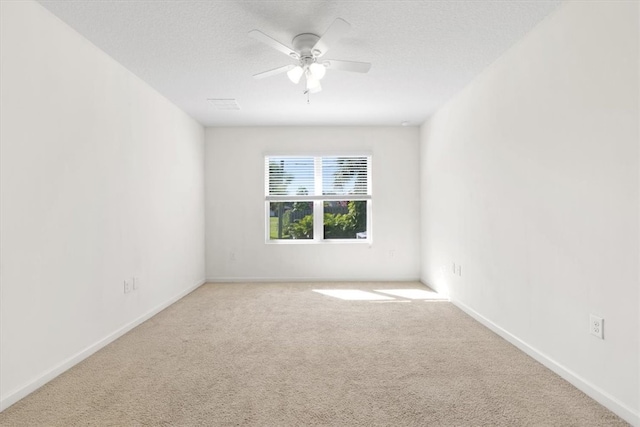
[265,239,372,245]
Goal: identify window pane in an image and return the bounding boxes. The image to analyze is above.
[323,200,367,239]
[269,201,314,240]
[267,157,315,196]
[322,156,369,196]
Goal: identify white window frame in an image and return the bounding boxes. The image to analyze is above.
[265,153,372,244]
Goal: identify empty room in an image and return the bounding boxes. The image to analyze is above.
[1,0,638,425]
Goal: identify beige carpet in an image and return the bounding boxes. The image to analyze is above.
[0,282,627,426]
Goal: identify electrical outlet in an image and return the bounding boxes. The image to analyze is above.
[132,277,139,291]
[124,280,131,294]
[590,314,604,339]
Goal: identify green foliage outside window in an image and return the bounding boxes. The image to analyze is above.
[287,201,366,239]
[286,215,314,239]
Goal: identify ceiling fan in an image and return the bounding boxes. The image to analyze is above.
[249,18,371,95]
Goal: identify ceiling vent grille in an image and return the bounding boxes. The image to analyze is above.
[207,98,241,110]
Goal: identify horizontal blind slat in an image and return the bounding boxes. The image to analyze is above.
[266,195,371,202]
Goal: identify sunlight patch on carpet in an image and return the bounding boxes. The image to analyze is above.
[375,289,448,300]
[312,289,395,301]
[369,300,411,303]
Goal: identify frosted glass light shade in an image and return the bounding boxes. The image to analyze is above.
[287,66,304,84]
[309,63,326,80]
[309,83,322,94]
[306,74,321,92]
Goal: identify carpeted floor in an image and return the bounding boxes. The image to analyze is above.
[0,282,628,426]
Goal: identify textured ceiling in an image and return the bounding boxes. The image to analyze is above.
[38,1,562,127]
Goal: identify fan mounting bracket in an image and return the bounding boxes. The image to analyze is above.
[292,33,320,57]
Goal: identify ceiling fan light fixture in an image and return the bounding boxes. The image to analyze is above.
[287,66,304,84]
[309,62,326,80]
[309,82,322,94]
[250,18,370,99]
[305,73,321,92]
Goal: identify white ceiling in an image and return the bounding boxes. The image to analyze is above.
[38,1,562,127]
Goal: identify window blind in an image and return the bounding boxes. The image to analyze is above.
[266,157,315,197]
[322,156,369,196]
[265,155,371,201]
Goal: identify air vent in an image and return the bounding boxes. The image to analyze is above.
[207,98,240,110]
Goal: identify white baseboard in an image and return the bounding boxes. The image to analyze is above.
[0,278,206,412]
[451,298,639,427]
[205,277,422,283]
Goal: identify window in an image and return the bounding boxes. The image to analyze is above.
[265,155,371,243]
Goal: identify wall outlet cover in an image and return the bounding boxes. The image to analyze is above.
[589,314,604,339]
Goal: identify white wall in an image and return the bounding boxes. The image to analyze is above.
[0,1,205,410]
[420,1,639,424]
[205,127,420,281]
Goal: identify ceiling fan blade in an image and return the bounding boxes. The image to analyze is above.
[249,30,299,59]
[312,18,351,57]
[323,60,371,73]
[253,64,295,79]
